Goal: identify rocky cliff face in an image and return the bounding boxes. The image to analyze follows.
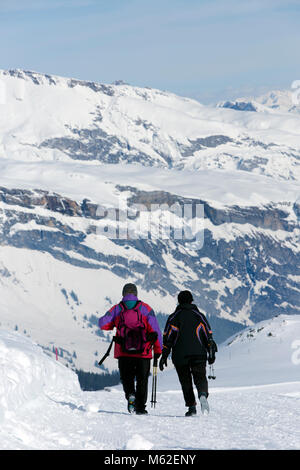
[1,184,298,345]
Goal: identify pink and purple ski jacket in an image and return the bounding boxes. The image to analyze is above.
[98,294,163,359]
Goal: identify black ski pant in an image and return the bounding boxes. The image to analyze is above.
[174,357,208,407]
[118,357,151,411]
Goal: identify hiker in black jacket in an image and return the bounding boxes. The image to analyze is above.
[159,290,217,416]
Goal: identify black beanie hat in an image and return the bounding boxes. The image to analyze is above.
[122,283,138,296]
[178,290,193,304]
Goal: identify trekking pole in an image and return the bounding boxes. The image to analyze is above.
[98,337,115,367]
[208,364,216,380]
[151,356,158,408]
[208,341,216,380]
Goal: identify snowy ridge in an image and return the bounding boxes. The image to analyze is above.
[1,69,300,180]
[0,315,299,449]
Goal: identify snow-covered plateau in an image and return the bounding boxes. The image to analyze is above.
[0,314,299,450]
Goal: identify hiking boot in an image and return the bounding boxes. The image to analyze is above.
[127,394,136,414]
[199,394,209,414]
[185,405,197,417]
[136,409,148,415]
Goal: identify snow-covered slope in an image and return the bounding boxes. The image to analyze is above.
[215,314,300,386]
[0,315,299,450]
[158,313,300,389]
[0,328,80,418]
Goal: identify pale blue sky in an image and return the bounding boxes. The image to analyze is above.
[1,0,299,103]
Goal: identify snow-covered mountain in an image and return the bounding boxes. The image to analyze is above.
[0,314,299,449]
[253,88,300,114]
[0,69,299,375]
[1,69,300,179]
[218,89,300,115]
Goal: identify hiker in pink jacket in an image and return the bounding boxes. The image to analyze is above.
[99,283,162,414]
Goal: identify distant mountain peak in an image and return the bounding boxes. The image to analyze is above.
[218,88,300,114]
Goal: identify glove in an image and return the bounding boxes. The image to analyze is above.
[208,355,215,365]
[159,354,168,371]
[146,331,158,343]
[208,340,217,365]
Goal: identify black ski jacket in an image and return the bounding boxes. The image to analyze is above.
[162,303,215,365]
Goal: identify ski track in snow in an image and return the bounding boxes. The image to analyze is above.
[0,382,299,450]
